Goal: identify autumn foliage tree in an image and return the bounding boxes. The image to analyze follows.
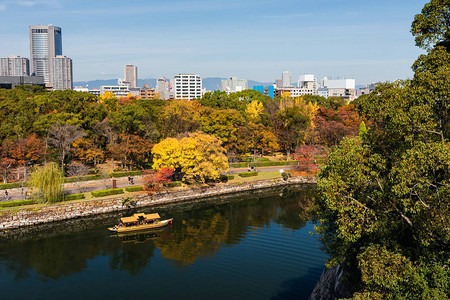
[152,132,228,183]
[0,144,15,183]
[7,134,45,181]
[72,138,104,172]
[113,134,153,170]
[143,167,174,193]
[293,145,325,172]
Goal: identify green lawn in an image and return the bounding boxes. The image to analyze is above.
[229,171,282,183]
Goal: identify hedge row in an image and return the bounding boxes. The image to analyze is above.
[166,181,182,187]
[230,161,298,168]
[125,186,144,192]
[110,171,143,178]
[64,193,86,201]
[0,199,36,208]
[0,183,23,190]
[238,171,259,177]
[219,175,235,182]
[63,175,102,183]
[91,188,124,197]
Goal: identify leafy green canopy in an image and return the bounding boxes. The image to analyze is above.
[316,0,450,298]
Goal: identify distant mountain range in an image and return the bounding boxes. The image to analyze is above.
[74,78,273,91]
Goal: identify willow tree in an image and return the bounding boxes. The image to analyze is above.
[29,162,64,203]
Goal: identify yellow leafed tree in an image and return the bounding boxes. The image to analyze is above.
[279,95,319,128]
[151,138,181,170]
[152,132,228,183]
[245,100,264,122]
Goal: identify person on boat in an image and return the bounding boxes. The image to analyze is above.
[118,222,123,228]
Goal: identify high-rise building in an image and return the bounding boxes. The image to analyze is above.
[282,71,291,87]
[0,56,30,76]
[155,78,171,99]
[51,56,73,90]
[220,77,247,94]
[29,25,62,85]
[171,74,202,100]
[124,64,138,88]
[275,79,283,88]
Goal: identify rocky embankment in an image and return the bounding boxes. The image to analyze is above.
[309,264,353,300]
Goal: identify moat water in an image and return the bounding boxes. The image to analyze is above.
[0,185,326,300]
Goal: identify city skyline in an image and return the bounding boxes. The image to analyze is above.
[0,0,429,85]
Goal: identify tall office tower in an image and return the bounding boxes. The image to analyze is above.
[282,71,291,87]
[275,79,283,88]
[155,78,170,99]
[171,74,202,100]
[124,64,138,88]
[29,25,62,85]
[0,56,30,76]
[51,56,72,90]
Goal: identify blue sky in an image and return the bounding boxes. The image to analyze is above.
[0,0,429,85]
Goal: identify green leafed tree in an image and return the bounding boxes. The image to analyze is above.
[315,1,450,298]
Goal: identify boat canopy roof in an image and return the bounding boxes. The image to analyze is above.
[144,213,160,220]
[120,213,161,224]
[121,216,138,223]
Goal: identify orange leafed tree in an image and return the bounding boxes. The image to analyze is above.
[0,145,15,183]
[72,139,104,172]
[111,134,153,170]
[143,167,174,194]
[8,134,45,181]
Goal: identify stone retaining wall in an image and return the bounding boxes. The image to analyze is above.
[0,177,315,231]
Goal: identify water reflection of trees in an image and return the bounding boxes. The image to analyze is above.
[155,188,315,266]
[0,229,157,280]
[0,186,315,278]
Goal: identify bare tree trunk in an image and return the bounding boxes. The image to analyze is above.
[23,164,27,181]
[61,149,65,170]
[286,149,290,161]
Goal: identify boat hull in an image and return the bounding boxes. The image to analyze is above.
[108,218,173,233]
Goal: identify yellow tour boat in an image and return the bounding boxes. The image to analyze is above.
[108,213,173,233]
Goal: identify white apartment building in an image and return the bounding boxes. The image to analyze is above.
[101,79,131,97]
[171,74,202,100]
[51,55,73,90]
[321,78,356,100]
[221,77,247,94]
[296,74,317,95]
[0,56,30,76]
